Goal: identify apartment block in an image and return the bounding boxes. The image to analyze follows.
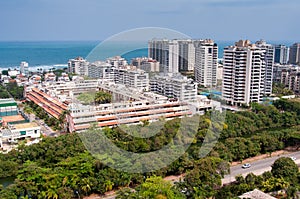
[68,57,88,76]
[194,39,218,87]
[255,40,275,96]
[289,43,300,65]
[274,45,289,64]
[150,73,197,102]
[222,40,266,106]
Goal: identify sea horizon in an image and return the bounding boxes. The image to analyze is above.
[0,40,295,70]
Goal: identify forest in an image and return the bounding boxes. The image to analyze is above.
[0,99,300,198]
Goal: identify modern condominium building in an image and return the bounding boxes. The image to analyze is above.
[114,68,149,91]
[289,43,300,65]
[178,40,195,72]
[150,73,197,102]
[20,61,29,76]
[274,45,289,64]
[148,39,170,73]
[194,39,218,87]
[222,40,266,106]
[131,57,160,72]
[279,66,300,93]
[255,40,275,96]
[87,61,113,79]
[148,39,197,73]
[148,39,217,77]
[68,57,88,76]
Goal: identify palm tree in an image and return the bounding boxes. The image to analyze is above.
[80,178,92,195]
[43,188,59,199]
[58,110,70,133]
[104,180,114,192]
[94,91,112,104]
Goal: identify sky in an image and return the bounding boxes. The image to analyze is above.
[0,0,299,41]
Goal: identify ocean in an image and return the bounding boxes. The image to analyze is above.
[0,40,293,70]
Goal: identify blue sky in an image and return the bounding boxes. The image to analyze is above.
[0,0,299,41]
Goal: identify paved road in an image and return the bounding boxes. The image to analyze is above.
[85,151,300,198]
[222,151,300,184]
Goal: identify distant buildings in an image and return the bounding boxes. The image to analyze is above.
[148,39,197,73]
[178,40,196,71]
[87,61,112,79]
[222,40,266,106]
[148,39,218,87]
[68,57,88,76]
[274,44,289,64]
[106,56,128,68]
[20,61,29,76]
[131,57,160,72]
[289,43,300,65]
[194,39,218,87]
[274,65,300,93]
[148,39,172,73]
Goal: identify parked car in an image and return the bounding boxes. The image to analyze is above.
[242,163,251,169]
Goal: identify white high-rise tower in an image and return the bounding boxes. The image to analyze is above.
[222,40,266,106]
[20,61,29,76]
[194,39,218,87]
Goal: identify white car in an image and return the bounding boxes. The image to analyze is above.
[242,163,251,169]
[290,157,296,161]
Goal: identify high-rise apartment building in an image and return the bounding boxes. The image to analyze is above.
[178,40,195,71]
[20,61,29,76]
[68,57,88,76]
[131,57,160,72]
[274,45,289,64]
[289,43,300,65]
[255,40,275,96]
[222,40,266,106]
[148,39,197,73]
[148,39,170,73]
[148,38,217,84]
[194,39,218,87]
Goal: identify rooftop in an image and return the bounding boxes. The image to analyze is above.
[2,115,25,123]
[238,189,276,199]
[11,122,39,130]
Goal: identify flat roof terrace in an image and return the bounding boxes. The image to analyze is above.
[11,122,39,130]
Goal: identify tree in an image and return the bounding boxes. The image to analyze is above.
[94,91,112,104]
[122,176,185,199]
[271,157,298,182]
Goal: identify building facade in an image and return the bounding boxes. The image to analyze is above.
[150,73,197,102]
[255,40,275,96]
[194,39,218,87]
[20,61,29,76]
[68,57,88,76]
[131,57,160,72]
[289,43,300,65]
[274,44,289,64]
[222,40,266,106]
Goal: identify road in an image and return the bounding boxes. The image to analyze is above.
[222,150,300,184]
[84,151,300,199]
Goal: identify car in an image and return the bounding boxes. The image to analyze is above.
[290,157,296,161]
[242,163,251,169]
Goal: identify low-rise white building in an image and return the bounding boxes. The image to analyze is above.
[0,122,41,146]
[150,73,198,102]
